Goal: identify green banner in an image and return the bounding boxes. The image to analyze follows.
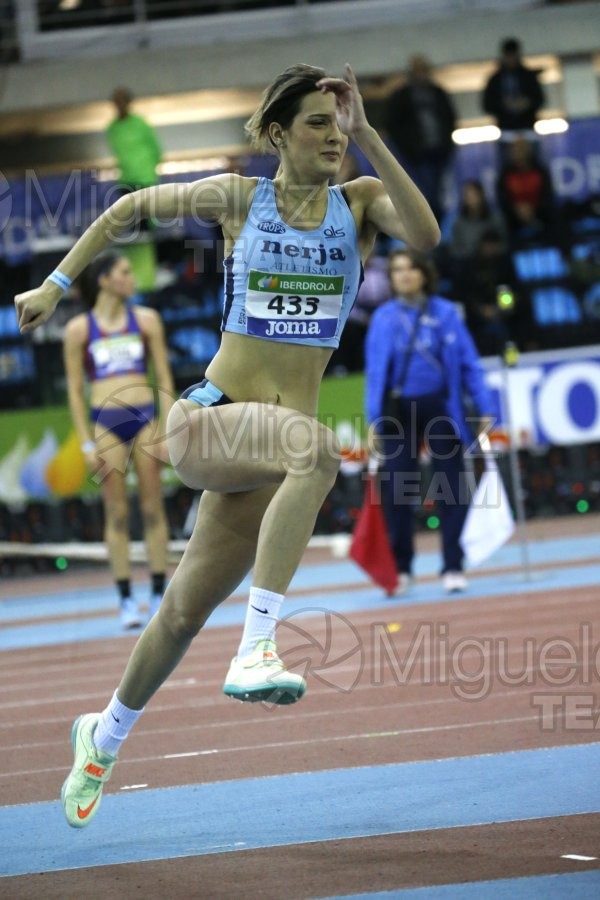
[0,373,367,500]
[0,373,367,458]
[318,372,365,434]
[0,406,73,458]
[248,271,344,294]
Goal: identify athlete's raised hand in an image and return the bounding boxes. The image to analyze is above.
[14,284,60,334]
[316,63,369,138]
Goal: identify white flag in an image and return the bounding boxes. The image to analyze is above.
[460,454,515,567]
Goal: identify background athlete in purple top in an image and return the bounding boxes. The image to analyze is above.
[63,252,175,630]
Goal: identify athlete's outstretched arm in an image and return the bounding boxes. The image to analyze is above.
[15,174,242,334]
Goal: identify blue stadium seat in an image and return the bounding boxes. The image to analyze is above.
[583,283,600,320]
[0,346,36,384]
[513,247,569,282]
[571,239,600,264]
[169,325,220,368]
[0,306,20,337]
[569,215,600,237]
[531,287,582,326]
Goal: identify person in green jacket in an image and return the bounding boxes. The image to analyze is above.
[107,87,162,193]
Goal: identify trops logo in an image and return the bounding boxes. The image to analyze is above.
[258,220,286,234]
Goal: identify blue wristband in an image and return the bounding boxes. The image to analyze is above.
[47,270,72,292]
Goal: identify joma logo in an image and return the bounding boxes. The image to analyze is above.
[265,320,322,336]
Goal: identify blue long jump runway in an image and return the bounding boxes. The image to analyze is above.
[0,743,598,878]
[331,871,600,899]
[1,530,600,651]
[1,559,599,651]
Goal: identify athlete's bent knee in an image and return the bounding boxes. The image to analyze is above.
[313,425,341,487]
[139,503,164,530]
[284,420,339,480]
[106,511,129,534]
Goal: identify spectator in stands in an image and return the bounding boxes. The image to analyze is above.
[456,228,517,356]
[384,55,456,222]
[449,180,507,265]
[328,253,391,374]
[365,249,497,596]
[63,252,174,630]
[106,87,162,195]
[0,0,18,62]
[443,179,508,323]
[482,38,545,139]
[496,137,556,246]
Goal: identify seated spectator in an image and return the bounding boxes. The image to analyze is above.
[449,179,507,264]
[456,229,519,356]
[327,254,391,374]
[496,138,555,246]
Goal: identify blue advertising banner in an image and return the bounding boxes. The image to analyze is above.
[484,344,600,447]
[0,169,224,265]
[1,117,599,265]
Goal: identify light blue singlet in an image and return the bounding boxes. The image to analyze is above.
[221,178,363,348]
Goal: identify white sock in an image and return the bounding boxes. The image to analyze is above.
[236,586,284,659]
[93,690,144,757]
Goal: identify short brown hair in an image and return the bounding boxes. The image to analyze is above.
[388,248,438,295]
[245,64,328,154]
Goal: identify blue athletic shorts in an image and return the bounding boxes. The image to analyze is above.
[90,402,156,444]
[180,378,233,407]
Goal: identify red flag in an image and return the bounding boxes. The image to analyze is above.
[350,473,397,593]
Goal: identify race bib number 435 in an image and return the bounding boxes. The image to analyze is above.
[245,270,345,339]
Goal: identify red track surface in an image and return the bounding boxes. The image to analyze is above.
[1,517,599,898]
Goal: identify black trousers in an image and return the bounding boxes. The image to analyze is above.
[379,392,470,575]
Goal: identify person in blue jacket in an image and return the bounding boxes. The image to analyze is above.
[365,248,497,595]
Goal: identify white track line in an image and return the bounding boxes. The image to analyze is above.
[0,713,562,781]
[0,686,554,753]
[0,606,595,686]
[0,574,597,655]
[1,652,598,716]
